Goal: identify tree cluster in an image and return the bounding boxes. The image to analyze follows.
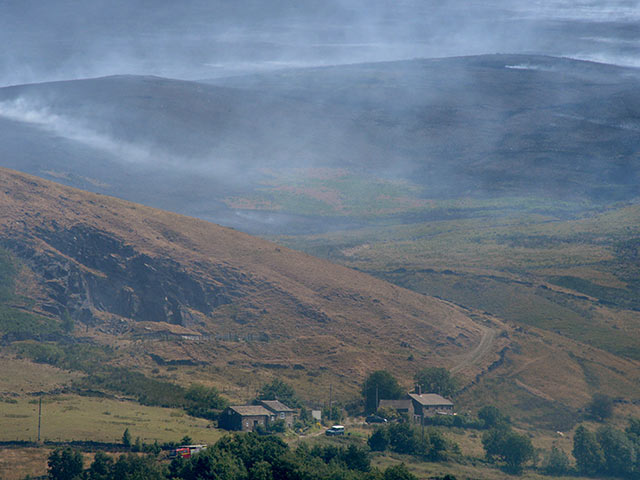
[362,371,404,413]
[413,368,457,398]
[367,422,457,461]
[573,421,640,478]
[47,432,423,480]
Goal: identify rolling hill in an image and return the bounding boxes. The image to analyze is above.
[1,54,639,235]
[0,168,638,431]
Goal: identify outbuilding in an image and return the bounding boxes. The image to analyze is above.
[219,405,273,432]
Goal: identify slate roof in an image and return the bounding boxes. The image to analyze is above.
[229,405,272,416]
[260,400,295,413]
[408,393,453,406]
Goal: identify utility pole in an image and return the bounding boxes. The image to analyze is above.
[375,385,379,412]
[37,395,42,443]
[328,384,333,422]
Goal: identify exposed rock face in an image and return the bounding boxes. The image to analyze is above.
[2,224,237,325]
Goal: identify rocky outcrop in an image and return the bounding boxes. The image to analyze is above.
[2,224,239,325]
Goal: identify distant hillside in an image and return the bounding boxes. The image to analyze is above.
[1,55,639,234]
[0,168,638,430]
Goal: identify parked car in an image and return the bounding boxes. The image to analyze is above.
[365,414,388,424]
[325,425,345,436]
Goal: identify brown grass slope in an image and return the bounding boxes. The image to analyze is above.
[0,167,484,381]
[1,167,638,428]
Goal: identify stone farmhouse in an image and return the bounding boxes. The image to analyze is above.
[379,386,454,423]
[219,400,297,432]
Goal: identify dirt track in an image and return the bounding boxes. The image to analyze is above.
[451,324,497,374]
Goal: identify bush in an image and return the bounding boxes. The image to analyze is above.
[367,423,457,460]
[383,464,418,480]
[542,445,570,475]
[587,393,614,422]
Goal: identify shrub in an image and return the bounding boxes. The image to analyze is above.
[542,445,570,475]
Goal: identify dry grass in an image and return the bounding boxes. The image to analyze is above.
[0,355,80,394]
[0,447,51,480]
[0,393,224,444]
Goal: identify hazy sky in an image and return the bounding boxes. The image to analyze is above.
[2,0,639,86]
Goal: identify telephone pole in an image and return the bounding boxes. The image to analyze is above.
[328,384,333,422]
[37,396,42,443]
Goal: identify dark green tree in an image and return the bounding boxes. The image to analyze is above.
[87,451,114,480]
[477,406,509,429]
[573,425,605,475]
[482,427,533,473]
[47,447,83,480]
[122,428,132,448]
[627,417,640,443]
[257,379,301,408]
[368,427,390,452]
[185,384,229,415]
[362,370,403,413]
[343,444,371,472]
[596,425,636,478]
[587,393,614,422]
[413,367,456,397]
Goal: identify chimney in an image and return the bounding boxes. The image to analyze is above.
[414,384,421,395]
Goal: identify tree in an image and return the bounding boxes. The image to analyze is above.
[573,425,605,475]
[48,447,83,480]
[587,393,614,422]
[368,427,390,452]
[596,425,636,478]
[478,406,509,429]
[122,428,132,448]
[482,427,533,473]
[322,404,344,424]
[413,368,456,397]
[362,370,403,413]
[87,452,114,480]
[257,379,301,408]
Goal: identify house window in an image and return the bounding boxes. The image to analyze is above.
[280,412,285,419]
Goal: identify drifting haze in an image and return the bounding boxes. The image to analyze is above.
[1,0,639,86]
[1,1,639,233]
